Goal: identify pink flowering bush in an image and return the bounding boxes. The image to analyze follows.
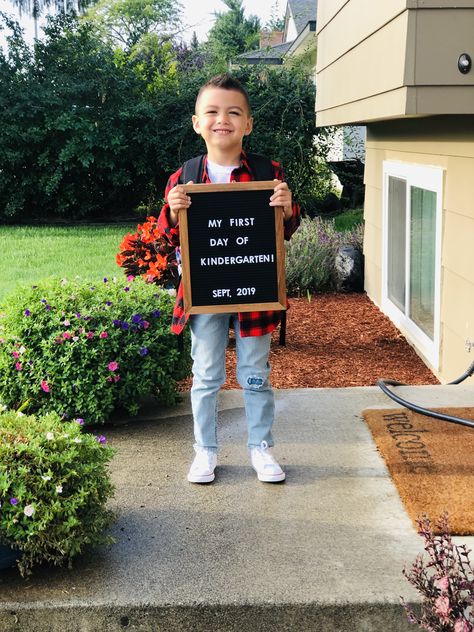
[0,276,191,425]
[0,409,115,576]
[402,513,474,631]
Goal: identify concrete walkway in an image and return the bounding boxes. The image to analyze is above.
[1,384,473,631]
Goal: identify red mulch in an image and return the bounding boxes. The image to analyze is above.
[178,293,439,391]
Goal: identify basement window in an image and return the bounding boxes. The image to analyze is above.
[382,161,443,369]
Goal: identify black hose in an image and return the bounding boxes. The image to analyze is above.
[377,360,474,429]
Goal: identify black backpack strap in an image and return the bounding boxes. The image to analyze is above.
[246,152,275,182]
[178,155,205,185]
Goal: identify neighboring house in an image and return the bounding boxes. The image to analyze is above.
[237,0,365,162]
[315,0,474,384]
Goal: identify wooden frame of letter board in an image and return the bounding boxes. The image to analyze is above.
[179,181,286,314]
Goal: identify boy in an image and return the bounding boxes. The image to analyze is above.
[157,74,300,484]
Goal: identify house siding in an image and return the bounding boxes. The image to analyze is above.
[364,116,474,383]
[315,1,474,125]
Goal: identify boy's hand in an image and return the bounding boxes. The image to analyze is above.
[270,181,293,221]
[168,181,193,226]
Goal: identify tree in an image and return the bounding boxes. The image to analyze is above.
[10,0,97,39]
[207,0,260,63]
[83,0,182,49]
[266,1,285,32]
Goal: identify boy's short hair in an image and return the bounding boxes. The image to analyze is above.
[195,74,251,114]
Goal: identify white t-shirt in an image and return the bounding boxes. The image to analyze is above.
[207,159,239,184]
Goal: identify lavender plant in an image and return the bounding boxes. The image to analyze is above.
[402,513,474,631]
[285,217,363,295]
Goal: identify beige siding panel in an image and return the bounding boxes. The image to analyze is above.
[439,324,474,384]
[365,119,474,159]
[363,146,385,187]
[363,257,382,304]
[442,268,474,347]
[316,0,350,33]
[363,185,383,229]
[412,87,474,115]
[316,88,409,126]
[316,0,408,71]
[444,157,474,220]
[316,12,408,112]
[408,1,474,7]
[415,10,474,85]
[442,212,474,285]
[363,220,382,275]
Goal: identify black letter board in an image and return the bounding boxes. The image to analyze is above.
[179,181,286,314]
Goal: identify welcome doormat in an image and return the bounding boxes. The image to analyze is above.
[362,407,474,535]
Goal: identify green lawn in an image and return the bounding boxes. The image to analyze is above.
[0,225,135,302]
[333,207,364,232]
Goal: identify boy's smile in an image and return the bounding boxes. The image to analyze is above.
[192,88,253,165]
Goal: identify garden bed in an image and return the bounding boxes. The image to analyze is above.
[178,292,439,390]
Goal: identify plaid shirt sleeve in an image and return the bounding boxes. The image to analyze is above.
[157,167,183,248]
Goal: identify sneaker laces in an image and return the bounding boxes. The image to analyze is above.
[253,441,278,467]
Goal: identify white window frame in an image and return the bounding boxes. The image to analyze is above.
[382,160,443,369]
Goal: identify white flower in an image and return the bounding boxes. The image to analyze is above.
[73,437,82,443]
[46,432,54,440]
[60,278,68,286]
[63,319,70,326]
[63,433,69,438]
[167,288,176,297]
[17,411,25,417]
[56,485,63,493]
[24,505,35,517]
[72,336,79,342]
[41,475,52,481]
[19,345,26,355]
[0,404,7,411]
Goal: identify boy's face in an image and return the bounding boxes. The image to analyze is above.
[192,88,253,160]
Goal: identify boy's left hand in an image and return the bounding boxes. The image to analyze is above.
[270,181,293,221]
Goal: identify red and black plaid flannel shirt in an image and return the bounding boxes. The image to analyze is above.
[157,151,300,336]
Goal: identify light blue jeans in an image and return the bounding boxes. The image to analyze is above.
[189,313,274,452]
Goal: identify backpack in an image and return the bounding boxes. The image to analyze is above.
[178,152,275,185]
[176,152,287,346]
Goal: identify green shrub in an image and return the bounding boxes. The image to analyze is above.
[285,217,364,295]
[0,409,115,576]
[0,276,191,424]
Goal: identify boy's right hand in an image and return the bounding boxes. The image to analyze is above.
[168,181,193,226]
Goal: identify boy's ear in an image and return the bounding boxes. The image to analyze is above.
[192,114,201,135]
[244,116,254,136]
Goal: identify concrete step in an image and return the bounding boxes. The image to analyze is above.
[1,385,473,631]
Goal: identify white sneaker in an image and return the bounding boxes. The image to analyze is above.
[187,447,217,483]
[250,441,286,482]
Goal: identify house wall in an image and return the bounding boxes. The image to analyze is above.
[364,115,474,383]
[315,0,474,125]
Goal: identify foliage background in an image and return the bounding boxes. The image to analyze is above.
[0,4,330,223]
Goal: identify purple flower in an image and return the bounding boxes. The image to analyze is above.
[121,322,129,330]
[75,418,85,425]
[124,287,130,292]
[96,435,107,444]
[132,314,142,324]
[41,299,47,304]
[45,304,51,311]
[90,287,95,291]
[140,347,148,356]
[113,319,121,327]
[10,498,18,505]
[103,278,108,283]
[106,301,112,306]
[75,312,81,319]
[24,309,31,316]
[152,310,161,318]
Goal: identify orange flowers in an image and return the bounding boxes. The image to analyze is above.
[116,216,179,288]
